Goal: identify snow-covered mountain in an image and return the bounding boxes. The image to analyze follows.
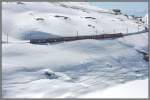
[2,2,145,40]
[2,2,148,98]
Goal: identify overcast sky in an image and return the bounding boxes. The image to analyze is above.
[90,2,148,17]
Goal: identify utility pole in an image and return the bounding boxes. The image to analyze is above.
[6,33,8,43]
[77,31,78,37]
[103,30,104,34]
[138,24,140,32]
[29,33,31,40]
[95,30,98,35]
[126,28,128,33]
[113,29,116,33]
[25,33,26,40]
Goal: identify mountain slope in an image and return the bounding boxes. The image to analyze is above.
[2,2,145,40]
[2,2,148,98]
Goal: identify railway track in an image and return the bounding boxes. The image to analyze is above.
[30,33,123,44]
[30,29,148,44]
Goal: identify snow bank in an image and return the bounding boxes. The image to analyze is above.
[80,78,148,98]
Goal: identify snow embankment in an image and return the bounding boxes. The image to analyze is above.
[80,78,148,98]
[118,32,148,51]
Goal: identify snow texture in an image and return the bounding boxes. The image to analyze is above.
[2,2,148,98]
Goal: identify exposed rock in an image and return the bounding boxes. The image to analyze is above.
[35,18,44,21]
[85,17,96,19]
[112,9,121,15]
[88,24,95,28]
[144,54,149,61]
[44,70,59,79]
[17,2,24,5]
[54,15,69,20]
[136,50,149,62]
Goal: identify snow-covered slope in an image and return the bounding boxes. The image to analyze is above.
[2,39,148,98]
[2,2,148,98]
[142,14,148,27]
[80,78,148,98]
[2,2,145,40]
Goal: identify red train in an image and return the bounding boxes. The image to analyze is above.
[30,33,123,44]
